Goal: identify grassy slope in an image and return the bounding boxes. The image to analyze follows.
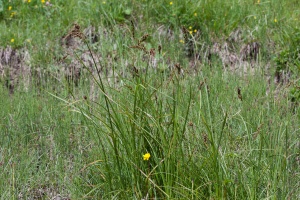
[0,0,299,199]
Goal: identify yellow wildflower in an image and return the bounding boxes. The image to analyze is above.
[194,13,197,17]
[143,153,150,161]
[189,31,193,35]
[102,1,106,4]
[10,12,16,17]
[194,29,197,33]
[41,0,45,3]
[11,39,15,43]
[257,0,260,4]
[169,2,173,5]
[8,6,12,11]
[274,18,277,23]
[28,0,31,3]
[189,26,192,30]
[179,39,184,44]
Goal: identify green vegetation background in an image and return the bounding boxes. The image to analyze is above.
[0,0,299,199]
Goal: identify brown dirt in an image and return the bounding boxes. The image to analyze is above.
[0,46,31,94]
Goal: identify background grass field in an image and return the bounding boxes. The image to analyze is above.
[0,0,299,199]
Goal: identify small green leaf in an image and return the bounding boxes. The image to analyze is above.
[124,8,132,16]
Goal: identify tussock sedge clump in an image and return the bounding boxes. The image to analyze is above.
[47,24,299,199]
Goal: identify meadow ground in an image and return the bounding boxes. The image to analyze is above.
[0,0,299,199]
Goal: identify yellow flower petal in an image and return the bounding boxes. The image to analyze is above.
[143,153,151,161]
